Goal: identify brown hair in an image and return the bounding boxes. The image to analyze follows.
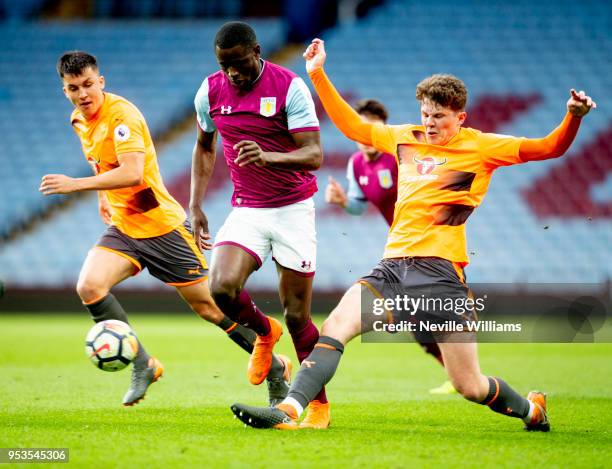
[57,51,99,78]
[354,99,388,122]
[415,74,467,111]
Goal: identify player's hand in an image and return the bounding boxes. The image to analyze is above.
[303,38,327,74]
[98,195,112,225]
[39,174,80,195]
[567,89,596,117]
[233,141,270,167]
[325,175,348,208]
[190,205,212,251]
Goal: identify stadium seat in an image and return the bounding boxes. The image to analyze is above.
[0,20,284,237]
[1,1,610,289]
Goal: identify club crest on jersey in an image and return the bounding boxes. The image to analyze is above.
[413,156,447,175]
[377,169,393,189]
[260,97,276,117]
[114,124,130,142]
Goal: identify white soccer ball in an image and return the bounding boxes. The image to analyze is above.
[84,320,139,371]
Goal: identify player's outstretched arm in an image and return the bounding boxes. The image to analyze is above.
[39,152,145,195]
[567,88,596,117]
[519,89,596,162]
[303,39,373,146]
[189,126,217,251]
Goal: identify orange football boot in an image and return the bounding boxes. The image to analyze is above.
[299,400,331,429]
[274,403,299,430]
[524,391,550,432]
[247,317,283,385]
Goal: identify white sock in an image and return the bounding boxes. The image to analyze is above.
[281,397,304,418]
[522,400,535,423]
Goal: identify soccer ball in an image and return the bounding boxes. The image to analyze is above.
[84,320,139,371]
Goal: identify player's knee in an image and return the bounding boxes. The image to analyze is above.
[209,277,241,307]
[76,278,108,304]
[453,378,484,402]
[283,308,307,333]
[320,314,343,338]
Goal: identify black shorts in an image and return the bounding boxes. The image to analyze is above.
[359,257,477,343]
[95,221,208,286]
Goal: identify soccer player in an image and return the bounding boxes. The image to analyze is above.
[325,99,397,226]
[41,51,291,407]
[190,22,328,427]
[230,38,596,430]
[326,98,455,395]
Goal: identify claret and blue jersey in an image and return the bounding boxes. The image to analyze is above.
[345,151,398,226]
[195,59,320,208]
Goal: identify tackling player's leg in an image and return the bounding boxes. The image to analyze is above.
[438,337,549,431]
[232,283,365,429]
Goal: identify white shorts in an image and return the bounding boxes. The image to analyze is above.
[214,198,316,276]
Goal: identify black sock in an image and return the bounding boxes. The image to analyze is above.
[86,293,129,324]
[287,336,344,409]
[217,315,283,378]
[85,293,150,367]
[480,377,530,418]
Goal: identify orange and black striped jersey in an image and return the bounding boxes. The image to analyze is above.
[371,123,523,265]
[71,92,185,238]
[307,67,581,267]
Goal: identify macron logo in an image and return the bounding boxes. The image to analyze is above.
[221,105,232,115]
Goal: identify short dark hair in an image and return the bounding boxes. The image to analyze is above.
[354,99,388,122]
[415,74,467,111]
[214,21,257,50]
[57,51,98,78]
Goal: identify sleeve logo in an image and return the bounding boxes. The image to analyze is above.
[260,97,276,117]
[114,124,131,142]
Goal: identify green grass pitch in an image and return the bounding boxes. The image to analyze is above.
[1,313,611,468]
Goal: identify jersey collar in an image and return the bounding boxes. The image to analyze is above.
[252,58,266,86]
